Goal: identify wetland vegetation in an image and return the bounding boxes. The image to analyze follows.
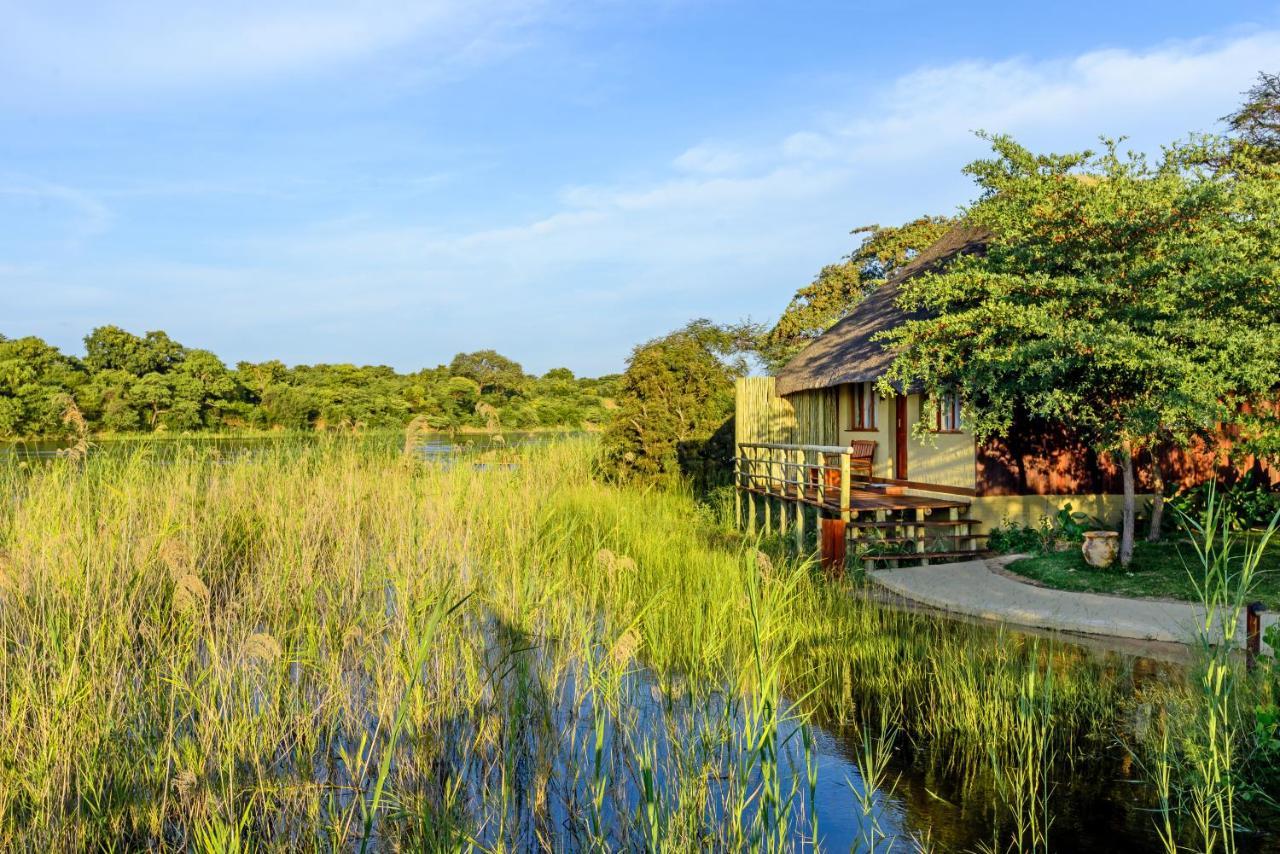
[2,435,1277,850]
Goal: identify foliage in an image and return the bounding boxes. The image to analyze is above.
[0,327,620,438]
[601,320,745,488]
[1166,471,1280,533]
[756,215,955,370]
[988,503,1099,556]
[1222,71,1280,166]
[879,134,1280,565]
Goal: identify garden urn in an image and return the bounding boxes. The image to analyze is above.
[1081,531,1119,569]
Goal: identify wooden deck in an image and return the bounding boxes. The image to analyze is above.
[740,482,967,514]
[735,440,987,568]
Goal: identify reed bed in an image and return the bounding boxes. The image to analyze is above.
[0,436,1238,850]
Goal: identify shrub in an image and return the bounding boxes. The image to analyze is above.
[988,503,1101,555]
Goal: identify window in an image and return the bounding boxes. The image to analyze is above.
[849,382,877,430]
[936,392,962,432]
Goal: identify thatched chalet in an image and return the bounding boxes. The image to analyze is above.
[734,225,1274,568]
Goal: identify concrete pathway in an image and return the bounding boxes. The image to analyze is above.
[869,557,1277,651]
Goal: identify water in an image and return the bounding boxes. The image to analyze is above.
[0,430,566,463]
[444,611,1189,852]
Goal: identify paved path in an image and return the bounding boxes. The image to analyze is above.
[870,557,1277,651]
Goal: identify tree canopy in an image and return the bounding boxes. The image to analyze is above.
[602,320,745,488]
[879,133,1280,564]
[757,215,956,371]
[0,329,620,438]
[1223,70,1280,165]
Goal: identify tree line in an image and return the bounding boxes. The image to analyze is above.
[0,326,619,438]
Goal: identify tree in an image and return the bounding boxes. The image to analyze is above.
[603,320,745,488]
[84,326,185,376]
[130,372,173,430]
[0,336,86,437]
[1223,71,1280,165]
[448,350,527,398]
[879,135,1280,566]
[758,216,956,370]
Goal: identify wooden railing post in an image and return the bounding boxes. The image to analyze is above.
[734,442,743,529]
[792,448,805,552]
[839,451,851,523]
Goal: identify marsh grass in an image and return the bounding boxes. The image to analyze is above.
[0,435,1236,850]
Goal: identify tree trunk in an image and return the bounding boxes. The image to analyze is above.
[1147,452,1165,543]
[1120,443,1136,566]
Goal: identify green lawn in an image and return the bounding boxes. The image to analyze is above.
[1002,538,1280,610]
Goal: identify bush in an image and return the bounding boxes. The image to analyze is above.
[988,503,1101,555]
[601,321,743,491]
[1166,472,1280,532]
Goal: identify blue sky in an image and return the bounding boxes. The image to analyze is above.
[3,1,1279,376]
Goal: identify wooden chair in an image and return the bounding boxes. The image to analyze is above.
[807,440,878,495]
[848,439,876,481]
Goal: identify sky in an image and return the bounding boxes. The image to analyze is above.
[2,1,1279,377]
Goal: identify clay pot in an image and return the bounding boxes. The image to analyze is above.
[1081,531,1119,569]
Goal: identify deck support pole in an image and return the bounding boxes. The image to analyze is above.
[763,492,772,535]
[820,515,847,576]
[794,500,805,553]
[747,492,756,535]
[1247,602,1264,670]
[734,444,743,530]
[838,452,851,524]
[778,498,788,536]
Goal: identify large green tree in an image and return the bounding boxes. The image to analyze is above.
[603,320,745,488]
[879,134,1280,565]
[758,215,955,370]
[0,336,86,437]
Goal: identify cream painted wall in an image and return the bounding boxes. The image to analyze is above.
[889,488,1134,534]
[823,384,1137,534]
[903,392,977,490]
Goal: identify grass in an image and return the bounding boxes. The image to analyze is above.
[1003,539,1280,609]
[0,434,1265,850]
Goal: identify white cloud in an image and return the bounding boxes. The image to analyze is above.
[8,25,1277,373]
[0,178,112,247]
[0,0,550,99]
[673,143,751,175]
[790,31,1280,165]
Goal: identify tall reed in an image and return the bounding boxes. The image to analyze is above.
[0,435,1197,849]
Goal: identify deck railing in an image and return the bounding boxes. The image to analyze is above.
[734,441,859,513]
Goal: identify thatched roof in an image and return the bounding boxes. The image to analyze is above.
[774,224,991,396]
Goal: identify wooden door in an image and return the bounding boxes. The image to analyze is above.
[894,395,909,480]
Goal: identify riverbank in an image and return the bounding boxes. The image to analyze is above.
[0,423,598,444]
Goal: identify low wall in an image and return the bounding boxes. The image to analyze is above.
[900,488,1138,533]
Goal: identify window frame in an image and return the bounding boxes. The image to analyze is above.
[934,391,963,433]
[848,382,878,432]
